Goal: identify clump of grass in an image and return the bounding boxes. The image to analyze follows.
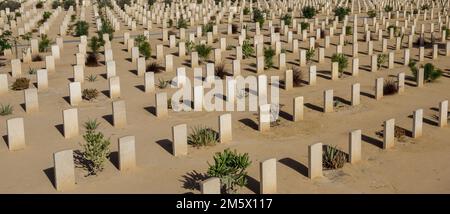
[158,78,169,89]
[188,126,219,148]
[86,74,97,82]
[242,39,254,59]
[11,78,30,90]
[322,145,347,169]
[28,67,37,75]
[395,126,407,142]
[82,88,99,101]
[83,118,101,132]
[383,79,398,95]
[32,54,43,61]
[0,104,13,116]
[195,43,212,63]
[146,61,163,73]
[215,63,229,79]
[377,54,387,69]
[264,46,275,69]
[292,66,303,87]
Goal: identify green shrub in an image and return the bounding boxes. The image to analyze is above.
[243,7,250,15]
[98,18,114,42]
[377,54,387,69]
[0,32,12,52]
[63,0,76,10]
[148,0,156,6]
[176,18,188,29]
[384,5,393,12]
[207,149,251,194]
[322,145,347,169]
[75,21,89,37]
[281,14,292,26]
[421,4,430,10]
[0,1,21,11]
[36,1,44,9]
[185,40,195,53]
[158,78,169,89]
[368,10,377,18]
[188,126,219,147]
[302,6,316,19]
[420,63,442,82]
[202,22,214,34]
[117,0,131,9]
[331,53,348,76]
[334,7,351,21]
[81,130,111,176]
[300,22,309,31]
[442,26,450,39]
[86,74,97,82]
[52,0,61,9]
[139,41,151,59]
[195,44,212,62]
[38,34,51,52]
[346,26,353,35]
[242,40,254,59]
[83,118,101,132]
[263,46,275,69]
[82,88,99,101]
[306,48,315,64]
[11,78,30,90]
[0,104,13,116]
[253,8,265,27]
[86,36,101,66]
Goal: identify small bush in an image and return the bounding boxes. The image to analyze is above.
[81,130,111,176]
[52,0,61,9]
[300,22,309,31]
[322,145,347,169]
[84,118,101,132]
[243,7,250,15]
[32,54,43,61]
[292,67,303,87]
[38,34,51,52]
[383,79,398,95]
[0,104,13,116]
[157,78,169,89]
[36,1,44,9]
[306,48,315,64]
[242,40,254,59]
[75,21,89,37]
[253,8,266,27]
[207,149,251,194]
[264,46,275,69]
[302,6,316,19]
[202,22,214,34]
[346,26,353,35]
[384,5,393,12]
[195,44,212,63]
[231,24,239,34]
[86,74,97,82]
[334,7,351,21]
[421,63,442,82]
[215,63,229,79]
[421,4,430,10]
[138,41,152,59]
[281,14,292,26]
[367,10,377,18]
[146,61,163,73]
[28,67,37,75]
[176,18,188,29]
[0,1,21,11]
[377,54,387,69]
[188,126,219,147]
[82,88,99,101]
[11,78,30,90]
[331,53,348,77]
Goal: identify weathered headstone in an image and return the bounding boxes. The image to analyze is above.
[349,129,361,164]
[112,100,127,128]
[439,100,448,127]
[156,92,168,117]
[324,89,334,113]
[219,113,232,143]
[200,177,221,194]
[69,82,82,106]
[63,108,79,139]
[7,117,25,151]
[24,88,39,113]
[308,142,323,179]
[172,124,187,156]
[53,150,75,191]
[413,109,423,138]
[118,136,136,171]
[383,119,395,149]
[260,158,277,194]
[109,76,121,99]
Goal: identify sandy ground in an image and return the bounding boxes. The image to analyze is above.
[0,1,449,193]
